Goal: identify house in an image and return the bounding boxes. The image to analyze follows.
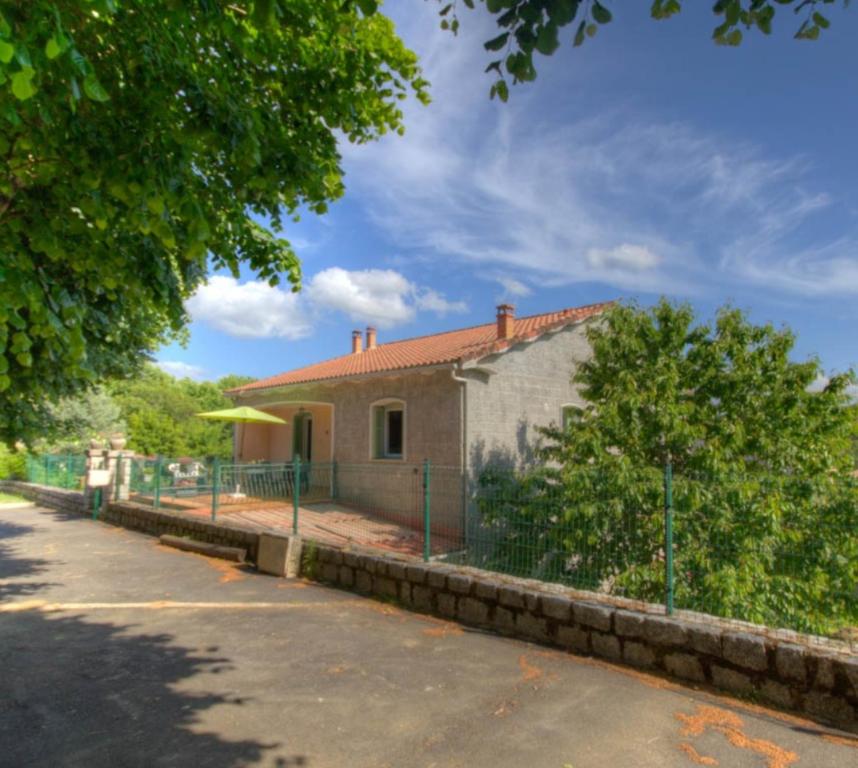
[226,301,612,534]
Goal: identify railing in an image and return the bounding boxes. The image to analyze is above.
[26,454,87,490]
[108,454,857,640]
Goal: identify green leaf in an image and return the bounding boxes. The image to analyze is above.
[356,0,378,15]
[812,12,830,30]
[11,68,36,101]
[536,22,560,55]
[14,45,31,68]
[485,32,510,51]
[591,1,613,24]
[45,35,68,60]
[83,73,110,102]
[496,79,509,102]
[0,40,12,64]
[573,19,587,46]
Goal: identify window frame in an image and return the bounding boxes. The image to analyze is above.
[561,403,583,431]
[369,398,406,461]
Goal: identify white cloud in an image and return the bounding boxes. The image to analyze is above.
[808,374,858,402]
[587,244,661,272]
[489,273,532,299]
[337,4,858,299]
[187,275,311,339]
[306,267,466,328]
[155,360,207,380]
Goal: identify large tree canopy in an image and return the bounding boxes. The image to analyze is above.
[0,1,428,445]
[477,301,857,634]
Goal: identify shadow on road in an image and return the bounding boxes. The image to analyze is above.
[0,514,306,767]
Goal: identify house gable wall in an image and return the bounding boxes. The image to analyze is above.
[463,322,592,473]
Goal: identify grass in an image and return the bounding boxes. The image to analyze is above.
[0,491,26,504]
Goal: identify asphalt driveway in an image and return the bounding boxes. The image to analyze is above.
[0,503,855,767]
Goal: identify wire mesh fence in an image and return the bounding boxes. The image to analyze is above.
[25,454,87,490]
[45,451,855,641]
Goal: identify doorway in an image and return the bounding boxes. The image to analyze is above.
[293,412,313,462]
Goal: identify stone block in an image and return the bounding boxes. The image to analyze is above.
[541,595,573,622]
[257,533,302,578]
[474,579,498,601]
[722,632,768,672]
[591,632,621,661]
[374,576,398,599]
[623,642,656,669]
[338,565,354,588]
[664,653,705,683]
[557,625,590,654]
[688,625,722,657]
[804,691,855,727]
[427,570,448,589]
[711,666,753,695]
[574,602,613,633]
[398,581,411,604]
[411,586,433,611]
[458,597,489,625]
[614,610,646,638]
[835,657,858,698]
[320,563,339,583]
[405,564,429,584]
[516,612,549,642]
[387,561,407,580]
[813,655,837,691]
[448,574,473,595]
[437,592,457,618]
[524,592,540,612]
[760,680,793,710]
[498,585,526,609]
[355,571,373,594]
[343,552,361,568]
[775,644,807,685]
[363,556,381,575]
[493,606,516,633]
[642,616,688,647]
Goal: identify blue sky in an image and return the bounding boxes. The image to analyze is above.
[157,1,858,384]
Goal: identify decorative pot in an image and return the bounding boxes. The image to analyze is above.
[109,434,127,450]
[89,438,104,449]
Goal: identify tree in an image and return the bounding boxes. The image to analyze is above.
[436,0,849,100]
[478,300,857,635]
[108,366,253,458]
[39,386,125,453]
[0,1,428,445]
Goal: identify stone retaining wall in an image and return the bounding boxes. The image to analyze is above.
[4,479,855,733]
[1,480,87,516]
[303,542,858,733]
[0,480,260,562]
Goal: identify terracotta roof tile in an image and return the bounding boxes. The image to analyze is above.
[228,301,614,394]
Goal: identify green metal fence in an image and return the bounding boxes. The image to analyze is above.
[26,454,87,490]
[107,453,857,639]
[460,464,858,640]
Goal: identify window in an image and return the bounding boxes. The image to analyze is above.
[371,400,405,459]
[561,404,582,430]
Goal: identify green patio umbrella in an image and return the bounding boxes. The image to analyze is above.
[197,406,287,461]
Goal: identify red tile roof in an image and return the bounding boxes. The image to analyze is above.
[228,301,614,395]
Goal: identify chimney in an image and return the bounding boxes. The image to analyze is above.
[366,326,377,350]
[351,329,363,354]
[496,304,515,339]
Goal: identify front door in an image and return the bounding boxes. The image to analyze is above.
[293,412,313,462]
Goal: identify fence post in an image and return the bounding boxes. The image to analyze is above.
[92,487,101,520]
[43,454,49,485]
[65,452,73,489]
[423,459,431,562]
[113,455,122,501]
[292,454,301,535]
[664,461,674,616]
[331,460,337,500]
[211,458,220,521]
[153,456,162,509]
